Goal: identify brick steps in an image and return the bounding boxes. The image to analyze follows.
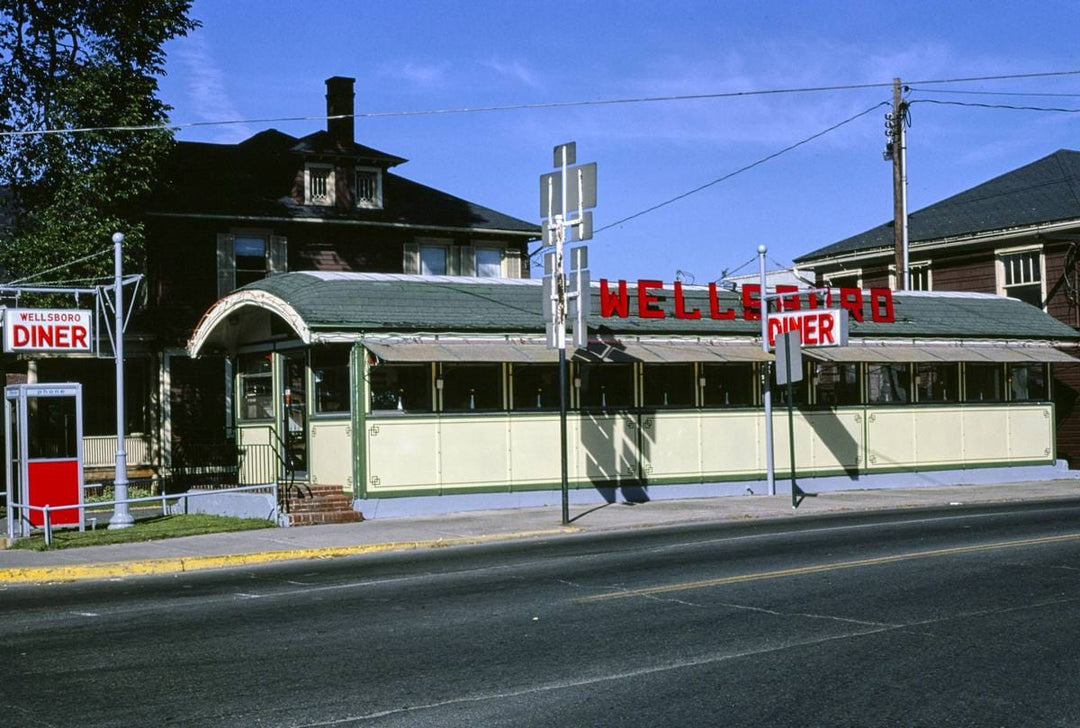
[281,484,363,526]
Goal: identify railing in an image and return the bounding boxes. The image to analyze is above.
[83,434,153,468]
[8,483,280,547]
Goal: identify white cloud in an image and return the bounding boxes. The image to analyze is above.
[379,61,449,88]
[484,58,543,88]
[173,34,252,142]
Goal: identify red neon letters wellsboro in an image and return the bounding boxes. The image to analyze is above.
[596,279,895,323]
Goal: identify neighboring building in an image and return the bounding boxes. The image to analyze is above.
[188,272,1079,517]
[28,76,540,478]
[795,149,1080,465]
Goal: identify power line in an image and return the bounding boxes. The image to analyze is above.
[911,98,1080,114]
[7,247,113,285]
[911,88,1080,99]
[3,70,1079,138]
[595,101,890,234]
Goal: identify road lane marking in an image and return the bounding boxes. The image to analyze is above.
[578,531,1080,602]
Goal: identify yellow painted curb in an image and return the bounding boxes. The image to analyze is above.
[0,527,579,584]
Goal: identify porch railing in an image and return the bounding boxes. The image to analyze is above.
[83,434,152,468]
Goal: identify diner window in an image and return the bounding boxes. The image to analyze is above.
[867,363,910,404]
[511,364,560,410]
[700,363,754,407]
[964,363,1004,402]
[642,364,695,408]
[771,367,809,405]
[1008,363,1049,401]
[312,347,350,415]
[813,362,862,406]
[476,247,503,278]
[577,363,635,409]
[239,353,274,421]
[441,363,503,411]
[355,167,382,209]
[369,363,433,413]
[998,248,1043,308]
[916,362,959,403]
[305,163,335,205]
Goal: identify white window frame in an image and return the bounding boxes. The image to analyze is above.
[355,166,383,209]
[995,244,1045,309]
[474,246,504,278]
[823,268,863,289]
[305,163,335,206]
[888,261,932,291]
[417,238,451,276]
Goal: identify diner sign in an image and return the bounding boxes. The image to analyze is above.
[3,308,93,353]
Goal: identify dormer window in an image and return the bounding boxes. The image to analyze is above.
[355,167,383,209]
[305,163,335,206]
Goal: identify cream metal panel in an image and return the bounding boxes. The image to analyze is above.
[1007,405,1055,461]
[960,408,1010,463]
[439,416,511,487]
[575,412,639,482]
[310,419,352,489]
[236,424,276,484]
[911,409,965,466]
[699,411,763,477]
[365,417,441,492]
[775,410,864,473]
[865,408,918,470]
[640,412,702,480]
[507,414,565,486]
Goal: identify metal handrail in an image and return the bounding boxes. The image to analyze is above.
[10,482,280,546]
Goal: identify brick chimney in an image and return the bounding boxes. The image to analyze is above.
[325,76,355,148]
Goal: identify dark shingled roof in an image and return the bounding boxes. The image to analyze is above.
[289,131,407,166]
[240,272,1080,342]
[796,149,1080,263]
[150,130,539,235]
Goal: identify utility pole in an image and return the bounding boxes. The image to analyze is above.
[886,77,910,291]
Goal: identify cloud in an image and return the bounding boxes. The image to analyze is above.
[484,58,542,88]
[173,34,252,142]
[378,61,450,89]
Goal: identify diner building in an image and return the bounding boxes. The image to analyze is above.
[188,271,1080,516]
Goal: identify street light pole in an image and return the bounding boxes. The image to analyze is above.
[108,231,133,529]
[759,245,776,496]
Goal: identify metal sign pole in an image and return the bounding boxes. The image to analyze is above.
[557,145,570,526]
[109,232,133,529]
[758,245,775,495]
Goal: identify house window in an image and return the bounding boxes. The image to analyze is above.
[813,362,862,406]
[998,248,1043,308]
[915,362,959,403]
[217,233,287,297]
[475,247,503,278]
[700,363,754,407]
[235,236,268,288]
[642,364,695,408]
[305,163,335,206]
[312,347,350,415]
[440,363,503,411]
[355,168,383,208]
[867,363,910,404]
[419,245,448,275]
[908,264,931,291]
[511,364,560,410]
[369,363,433,413]
[238,353,274,421]
[824,270,861,290]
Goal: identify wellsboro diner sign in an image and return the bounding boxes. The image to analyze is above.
[596,279,895,347]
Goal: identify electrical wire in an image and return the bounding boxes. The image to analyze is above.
[3,70,1079,138]
[911,99,1080,114]
[7,248,113,285]
[911,88,1080,99]
[595,101,889,234]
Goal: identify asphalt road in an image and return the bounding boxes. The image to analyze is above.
[3,501,1080,727]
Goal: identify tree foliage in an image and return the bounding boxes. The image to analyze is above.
[0,1,198,284]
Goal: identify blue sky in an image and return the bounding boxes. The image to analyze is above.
[159,0,1080,283]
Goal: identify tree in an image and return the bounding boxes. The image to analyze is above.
[0,1,198,285]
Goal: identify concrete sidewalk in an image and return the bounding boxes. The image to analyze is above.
[2,479,1079,584]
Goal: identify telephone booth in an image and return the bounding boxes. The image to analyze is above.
[5,383,84,539]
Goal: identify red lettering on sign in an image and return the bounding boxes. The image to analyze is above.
[742,284,762,321]
[803,313,818,345]
[674,282,700,320]
[638,280,665,319]
[599,279,629,318]
[708,283,735,319]
[871,288,895,322]
[819,312,835,344]
[72,326,87,348]
[839,288,864,322]
[13,325,29,347]
[776,285,801,312]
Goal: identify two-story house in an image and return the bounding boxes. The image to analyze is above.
[794,149,1080,465]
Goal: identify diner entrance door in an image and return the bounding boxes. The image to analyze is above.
[281,351,308,479]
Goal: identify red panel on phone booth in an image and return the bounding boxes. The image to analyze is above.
[27,460,81,527]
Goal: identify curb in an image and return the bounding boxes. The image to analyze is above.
[0,527,579,585]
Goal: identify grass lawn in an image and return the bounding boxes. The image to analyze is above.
[8,514,276,551]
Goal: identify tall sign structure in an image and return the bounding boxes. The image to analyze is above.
[540,142,595,525]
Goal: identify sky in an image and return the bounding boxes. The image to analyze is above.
[158,0,1080,284]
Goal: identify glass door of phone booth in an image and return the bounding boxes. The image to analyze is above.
[5,383,84,539]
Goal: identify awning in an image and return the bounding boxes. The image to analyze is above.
[363,340,773,364]
[804,345,1079,364]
